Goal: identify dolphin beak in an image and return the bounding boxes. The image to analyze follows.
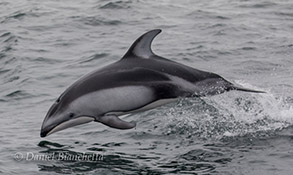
[40,116,94,137]
[40,126,51,138]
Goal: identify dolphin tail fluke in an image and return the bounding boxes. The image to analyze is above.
[230,86,265,93]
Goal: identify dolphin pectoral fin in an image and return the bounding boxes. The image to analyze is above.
[97,115,136,129]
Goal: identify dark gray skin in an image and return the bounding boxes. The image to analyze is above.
[40,29,264,137]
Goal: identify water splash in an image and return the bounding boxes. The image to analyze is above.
[161,83,293,140]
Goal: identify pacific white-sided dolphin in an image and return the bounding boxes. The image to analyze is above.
[40,29,264,137]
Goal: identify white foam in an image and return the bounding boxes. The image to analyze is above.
[161,82,293,139]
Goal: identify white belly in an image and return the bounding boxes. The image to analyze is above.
[106,98,178,116]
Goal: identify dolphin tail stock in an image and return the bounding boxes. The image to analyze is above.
[230,86,265,93]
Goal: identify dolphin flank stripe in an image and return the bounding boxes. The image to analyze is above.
[40,29,264,137]
[58,67,171,104]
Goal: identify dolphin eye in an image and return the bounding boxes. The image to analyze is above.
[69,113,75,118]
[56,97,61,103]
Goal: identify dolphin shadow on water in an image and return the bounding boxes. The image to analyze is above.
[40,29,264,137]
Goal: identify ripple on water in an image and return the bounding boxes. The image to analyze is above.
[78,53,108,64]
[99,0,133,9]
[0,32,18,53]
[238,1,277,9]
[71,15,122,26]
[158,161,216,174]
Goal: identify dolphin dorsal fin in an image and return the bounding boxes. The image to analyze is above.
[122,29,161,59]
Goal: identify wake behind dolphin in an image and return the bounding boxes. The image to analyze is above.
[40,29,264,137]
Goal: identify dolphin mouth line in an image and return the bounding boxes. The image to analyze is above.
[41,116,94,137]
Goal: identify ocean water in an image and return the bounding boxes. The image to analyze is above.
[1,0,293,174]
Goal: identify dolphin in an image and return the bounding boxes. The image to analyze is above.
[40,29,264,137]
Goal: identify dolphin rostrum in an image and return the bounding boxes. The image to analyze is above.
[40,29,264,137]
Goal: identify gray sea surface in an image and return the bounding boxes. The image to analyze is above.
[1,0,293,174]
